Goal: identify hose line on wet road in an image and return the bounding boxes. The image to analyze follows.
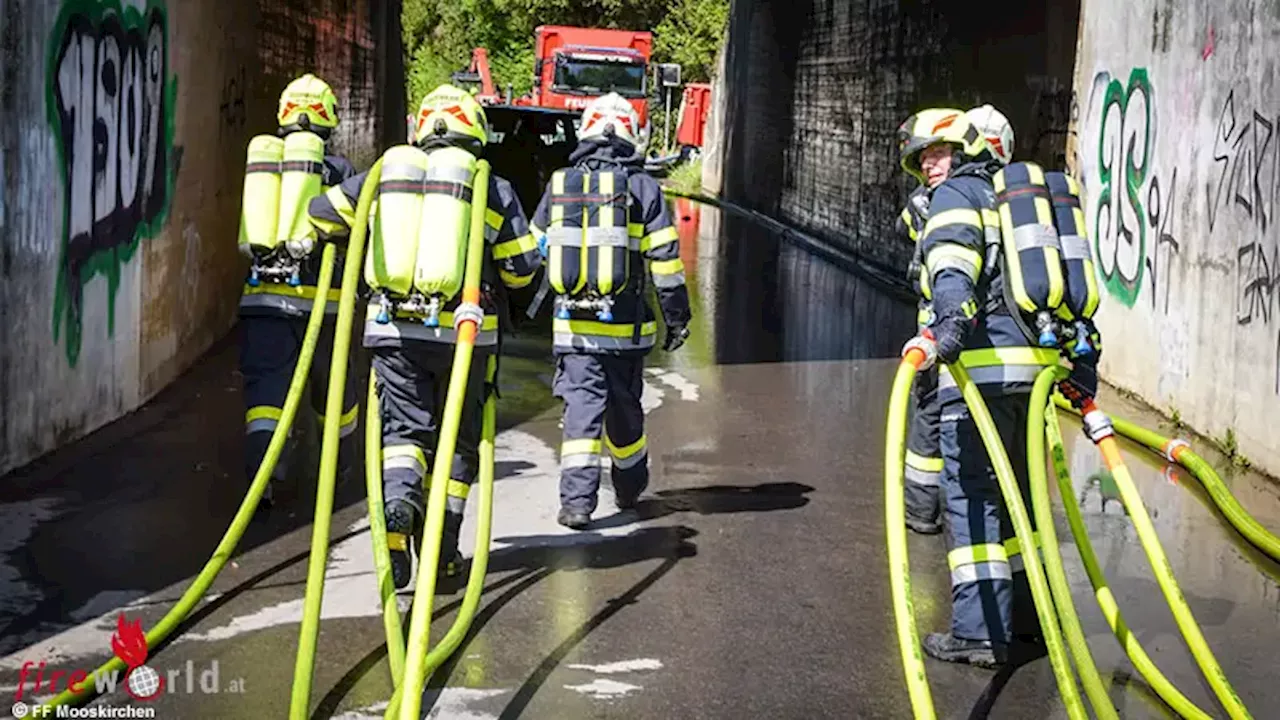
[289,157,384,719]
[884,347,936,719]
[365,370,407,683]
[948,362,1087,720]
[388,158,493,720]
[885,355,1256,719]
[1052,395,1280,564]
[1027,368,1117,720]
[33,243,339,714]
[1070,397,1251,720]
[1044,401,1212,720]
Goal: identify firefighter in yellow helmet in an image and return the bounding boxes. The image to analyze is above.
[238,73,360,513]
[307,84,542,589]
[528,92,692,529]
[895,104,1016,536]
[897,107,1055,668]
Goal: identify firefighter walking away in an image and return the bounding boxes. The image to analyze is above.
[307,84,542,590]
[237,73,360,514]
[529,92,693,530]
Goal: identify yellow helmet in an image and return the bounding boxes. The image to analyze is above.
[277,74,339,130]
[413,84,489,148]
[896,108,990,184]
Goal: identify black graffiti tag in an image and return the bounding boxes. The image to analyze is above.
[50,6,172,367]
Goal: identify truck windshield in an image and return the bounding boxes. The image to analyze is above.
[553,57,646,97]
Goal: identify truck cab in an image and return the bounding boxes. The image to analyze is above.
[531,25,653,125]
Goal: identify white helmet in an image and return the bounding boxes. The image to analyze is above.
[578,92,645,151]
[966,104,1014,165]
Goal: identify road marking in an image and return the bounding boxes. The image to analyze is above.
[564,678,642,698]
[566,658,663,674]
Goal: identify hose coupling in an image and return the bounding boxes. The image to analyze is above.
[1082,409,1115,443]
[1162,438,1190,463]
[453,302,484,331]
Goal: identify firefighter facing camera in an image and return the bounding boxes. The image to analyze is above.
[529,92,692,530]
[237,73,360,512]
[307,84,542,590]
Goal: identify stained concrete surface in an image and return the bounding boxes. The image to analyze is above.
[1,206,1279,718]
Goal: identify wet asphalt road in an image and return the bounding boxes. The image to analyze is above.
[3,203,1280,719]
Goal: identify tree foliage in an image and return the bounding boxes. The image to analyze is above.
[401,0,728,107]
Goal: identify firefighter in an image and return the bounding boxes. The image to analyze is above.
[307,84,541,589]
[897,104,1015,536]
[529,92,692,530]
[898,107,1060,668]
[239,73,360,512]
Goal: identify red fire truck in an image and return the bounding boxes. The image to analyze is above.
[449,25,657,208]
[454,25,653,124]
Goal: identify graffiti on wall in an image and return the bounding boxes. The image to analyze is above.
[46,0,178,367]
[1085,67,1181,312]
[1206,88,1280,392]
[1083,67,1280,395]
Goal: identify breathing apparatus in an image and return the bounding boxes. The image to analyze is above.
[242,74,341,288]
[370,85,490,330]
[547,93,645,323]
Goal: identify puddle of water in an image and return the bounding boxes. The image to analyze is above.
[671,199,915,367]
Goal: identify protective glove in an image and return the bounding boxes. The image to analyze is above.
[929,315,968,365]
[663,323,690,352]
[537,234,548,259]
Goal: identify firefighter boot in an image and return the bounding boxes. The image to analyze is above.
[557,507,590,530]
[922,632,1005,669]
[385,499,421,591]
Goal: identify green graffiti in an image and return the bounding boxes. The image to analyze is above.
[46,0,178,367]
[1093,68,1154,308]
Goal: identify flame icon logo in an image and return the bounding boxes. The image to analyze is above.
[111,614,164,701]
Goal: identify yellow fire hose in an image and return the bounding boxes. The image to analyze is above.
[1069,397,1251,720]
[34,244,338,713]
[947,361,1087,720]
[884,347,936,718]
[1026,367,1117,720]
[887,355,1085,719]
[1043,402,1212,720]
[381,354,498,720]
[365,372,407,683]
[1052,395,1280,564]
[289,157,384,718]
[386,158,494,720]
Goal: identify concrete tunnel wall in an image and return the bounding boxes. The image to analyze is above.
[0,0,405,476]
[709,0,1081,273]
[1069,0,1280,477]
[708,0,1280,477]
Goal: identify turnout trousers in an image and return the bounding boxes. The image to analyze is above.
[371,343,489,519]
[554,353,649,514]
[905,366,942,525]
[241,315,358,487]
[939,388,1037,646]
